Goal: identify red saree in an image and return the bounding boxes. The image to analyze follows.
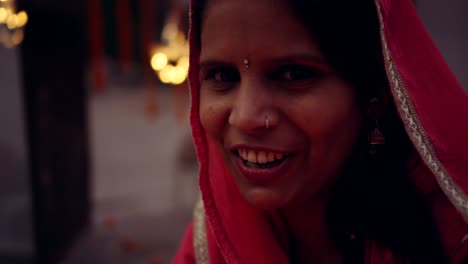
[173,0,468,263]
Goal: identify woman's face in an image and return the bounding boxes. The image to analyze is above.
[199,0,363,209]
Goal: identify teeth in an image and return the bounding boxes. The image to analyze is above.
[247,151,257,163]
[242,149,247,158]
[275,153,284,160]
[267,152,275,162]
[237,149,286,164]
[257,152,267,164]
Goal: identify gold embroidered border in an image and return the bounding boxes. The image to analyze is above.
[194,197,210,264]
[452,232,468,259]
[375,0,468,221]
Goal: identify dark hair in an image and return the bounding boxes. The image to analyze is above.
[193,0,445,262]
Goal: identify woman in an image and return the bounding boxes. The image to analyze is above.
[174,0,468,263]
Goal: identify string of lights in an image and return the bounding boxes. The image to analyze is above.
[0,0,28,48]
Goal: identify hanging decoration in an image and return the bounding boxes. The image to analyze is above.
[150,21,189,85]
[0,0,28,48]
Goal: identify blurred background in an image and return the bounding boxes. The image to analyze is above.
[0,0,466,263]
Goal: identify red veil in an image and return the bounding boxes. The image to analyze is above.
[173,0,468,263]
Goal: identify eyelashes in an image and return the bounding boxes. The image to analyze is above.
[200,66,240,92]
[269,64,323,82]
[200,64,326,92]
[202,67,240,83]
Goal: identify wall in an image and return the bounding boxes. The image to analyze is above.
[418,0,468,91]
[0,47,34,260]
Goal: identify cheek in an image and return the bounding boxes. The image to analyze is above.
[199,93,229,140]
[288,84,362,172]
[286,88,362,198]
[293,84,362,140]
[303,103,361,138]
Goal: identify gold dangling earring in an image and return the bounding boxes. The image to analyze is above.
[264,115,270,129]
[368,97,385,155]
[369,120,385,155]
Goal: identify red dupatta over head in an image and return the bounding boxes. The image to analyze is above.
[175,0,468,263]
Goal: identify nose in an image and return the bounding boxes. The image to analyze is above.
[228,80,277,134]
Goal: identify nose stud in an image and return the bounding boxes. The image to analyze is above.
[243,58,250,69]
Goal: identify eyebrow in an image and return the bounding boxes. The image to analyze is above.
[198,54,329,71]
[198,60,238,73]
[268,54,328,65]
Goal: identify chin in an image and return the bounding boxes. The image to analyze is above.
[241,187,290,211]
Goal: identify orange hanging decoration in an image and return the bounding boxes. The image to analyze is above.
[88,0,106,92]
[140,0,159,119]
[116,0,133,74]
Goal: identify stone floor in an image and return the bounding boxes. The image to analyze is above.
[62,85,198,264]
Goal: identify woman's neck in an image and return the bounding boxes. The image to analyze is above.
[280,198,342,264]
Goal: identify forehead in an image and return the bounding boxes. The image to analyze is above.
[200,0,322,60]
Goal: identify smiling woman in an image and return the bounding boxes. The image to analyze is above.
[199,0,362,212]
[173,0,468,263]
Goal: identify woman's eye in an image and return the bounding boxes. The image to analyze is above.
[204,68,240,83]
[274,65,321,81]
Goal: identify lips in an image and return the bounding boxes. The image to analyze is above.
[230,145,294,182]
